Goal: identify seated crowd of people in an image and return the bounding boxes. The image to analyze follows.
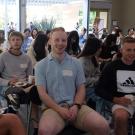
[0,25,135,135]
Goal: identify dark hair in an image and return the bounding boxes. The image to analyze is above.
[33,33,48,61]
[88,33,95,38]
[128,28,135,33]
[23,28,31,33]
[31,28,38,39]
[66,30,81,56]
[104,34,117,47]
[115,28,122,37]
[46,29,51,35]
[78,37,101,57]
[82,27,87,32]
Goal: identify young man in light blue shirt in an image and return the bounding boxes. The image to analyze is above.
[35,27,110,135]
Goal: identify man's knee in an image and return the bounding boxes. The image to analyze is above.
[38,125,59,135]
[113,109,129,123]
[38,127,51,135]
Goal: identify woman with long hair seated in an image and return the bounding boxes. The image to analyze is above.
[78,37,102,110]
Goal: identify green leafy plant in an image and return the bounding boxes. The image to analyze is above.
[33,17,56,31]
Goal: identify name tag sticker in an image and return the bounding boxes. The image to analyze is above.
[20,64,27,68]
[62,70,73,76]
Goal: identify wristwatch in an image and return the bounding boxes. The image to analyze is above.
[73,103,82,109]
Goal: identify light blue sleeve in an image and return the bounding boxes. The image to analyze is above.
[34,60,46,89]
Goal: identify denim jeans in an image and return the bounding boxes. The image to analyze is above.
[86,87,113,120]
[0,86,8,108]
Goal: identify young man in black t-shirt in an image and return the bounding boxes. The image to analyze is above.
[96,36,135,135]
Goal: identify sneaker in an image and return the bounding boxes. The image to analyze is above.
[0,107,8,114]
[6,93,20,110]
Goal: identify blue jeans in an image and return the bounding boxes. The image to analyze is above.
[86,87,101,111]
[0,86,8,108]
[86,87,112,120]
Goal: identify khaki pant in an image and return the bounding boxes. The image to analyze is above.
[42,105,93,130]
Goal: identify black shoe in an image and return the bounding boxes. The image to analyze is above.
[4,106,17,114]
[33,128,38,135]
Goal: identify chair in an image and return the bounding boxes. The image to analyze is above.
[128,116,135,135]
[58,125,85,135]
[27,101,33,135]
[26,86,41,135]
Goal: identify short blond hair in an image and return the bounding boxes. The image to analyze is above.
[122,36,135,46]
[50,27,65,39]
[8,31,24,41]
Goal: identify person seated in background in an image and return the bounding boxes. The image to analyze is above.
[100,28,108,42]
[35,27,110,135]
[27,33,49,67]
[0,30,33,86]
[1,29,15,52]
[100,34,118,60]
[0,31,33,104]
[0,113,26,135]
[29,22,36,32]
[0,31,41,135]
[79,27,87,49]
[31,28,38,39]
[95,37,135,135]
[21,28,33,53]
[126,28,135,38]
[78,37,102,110]
[115,28,123,48]
[65,30,81,57]
[0,31,33,123]
[27,32,49,135]
[99,33,119,71]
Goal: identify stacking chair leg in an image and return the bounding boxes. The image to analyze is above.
[27,101,32,135]
[131,119,134,135]
[131,125,134,135]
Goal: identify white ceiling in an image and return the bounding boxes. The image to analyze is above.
[0,0,81,5]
